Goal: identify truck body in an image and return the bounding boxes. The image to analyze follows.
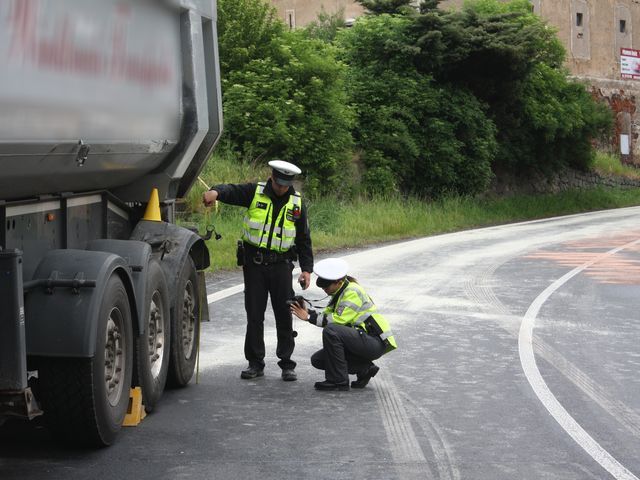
[0,0,222,445]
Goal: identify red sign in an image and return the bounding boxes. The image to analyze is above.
[621,48,640,80]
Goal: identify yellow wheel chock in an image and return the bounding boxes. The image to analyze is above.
[123,387,147,427]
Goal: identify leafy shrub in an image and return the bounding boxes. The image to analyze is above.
[218,0,354,195]
[222,31,354,195]
[338,14,496,198]
[412,0,611,174]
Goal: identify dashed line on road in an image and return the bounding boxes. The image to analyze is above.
[518,238,640,480]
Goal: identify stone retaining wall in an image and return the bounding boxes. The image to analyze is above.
[491,168,640,196]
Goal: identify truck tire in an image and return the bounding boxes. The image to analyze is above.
[133,259,170,413]
[38,274,133,446]
[167,256,200,388]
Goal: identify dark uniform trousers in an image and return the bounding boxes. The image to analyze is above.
[243,260,296,371]
[311,323,386,384]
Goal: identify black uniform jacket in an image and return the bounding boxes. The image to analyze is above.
[212,179,314,273]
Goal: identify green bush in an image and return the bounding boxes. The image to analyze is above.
[412,0,611,174]
[217,0,284,76]
[218,0,354,196]
[222,31,354,195]
[338,14,496,198]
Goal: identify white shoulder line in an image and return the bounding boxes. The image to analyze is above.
[518,239,640,480]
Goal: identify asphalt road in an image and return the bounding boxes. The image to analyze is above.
[1,207,640,480]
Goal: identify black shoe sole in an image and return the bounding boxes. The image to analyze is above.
[314,383,349,391]
[240,370,264,379]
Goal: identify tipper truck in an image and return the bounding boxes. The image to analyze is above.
[0,0,222,446]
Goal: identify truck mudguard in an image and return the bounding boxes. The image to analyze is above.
[130,220,210,309]
[24,250,138,358]
[87,239,152,336]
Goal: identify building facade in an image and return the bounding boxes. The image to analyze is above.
[269,0,640,161]
[269,1,364,29]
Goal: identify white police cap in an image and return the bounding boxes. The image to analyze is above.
[268,160,302,186]
[314,258,349,281]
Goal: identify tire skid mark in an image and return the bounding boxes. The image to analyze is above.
[533,338,640,438]
[400,392,461,480]
[373,370,432,478]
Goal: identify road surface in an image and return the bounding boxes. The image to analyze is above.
[2,207,639,479]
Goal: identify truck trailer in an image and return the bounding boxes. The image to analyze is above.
[0,0,222,446]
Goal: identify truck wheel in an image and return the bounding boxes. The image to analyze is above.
[167,256,200,388]
[39,274,133,446]
[133,259,170,412]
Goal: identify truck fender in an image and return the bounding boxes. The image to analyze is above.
[130,220,210,313]
[24,249,138,358]
[87,239,152,337]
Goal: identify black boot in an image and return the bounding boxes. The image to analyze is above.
[314,380,349,391]
[281,369,297,381]
[240,365,264,379]
[351,364,379,389]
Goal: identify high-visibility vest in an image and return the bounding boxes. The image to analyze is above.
[324,281,398,354]
[242,182,301,253]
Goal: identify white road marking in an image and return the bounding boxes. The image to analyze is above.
[206,283,244,304]
[518,238,640,480]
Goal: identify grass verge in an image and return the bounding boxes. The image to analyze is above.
[184,185,640,272]
[592,150,640,179]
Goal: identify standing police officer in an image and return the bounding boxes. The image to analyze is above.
[290,258,397,391]
[202,160,313,382]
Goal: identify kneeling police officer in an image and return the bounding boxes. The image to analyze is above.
[290,258,397,391]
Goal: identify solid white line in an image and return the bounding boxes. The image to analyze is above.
[207,283,244,303]
[518,239,640,480]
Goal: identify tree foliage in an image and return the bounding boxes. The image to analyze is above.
[217,0,284,75]
[215,0,612,200]
[411,0,611,173]
[218,0,353,194]
[338,15,496,197]
[356,0,416,15]
[305,7,348,43]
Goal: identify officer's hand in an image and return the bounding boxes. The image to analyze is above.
[202,190,218,207]
[298,271,311,290]
[290,303,309,321]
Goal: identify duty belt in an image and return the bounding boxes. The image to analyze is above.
[245,244,292,265]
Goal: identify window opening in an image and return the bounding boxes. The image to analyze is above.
[286,9,295,30]
[576,12,583,27]
[620,19,626,33]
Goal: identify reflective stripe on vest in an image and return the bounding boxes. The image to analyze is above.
[242,182,301,253]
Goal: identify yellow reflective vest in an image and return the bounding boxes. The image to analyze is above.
[242,182,301,253]
[316,280,397,354]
